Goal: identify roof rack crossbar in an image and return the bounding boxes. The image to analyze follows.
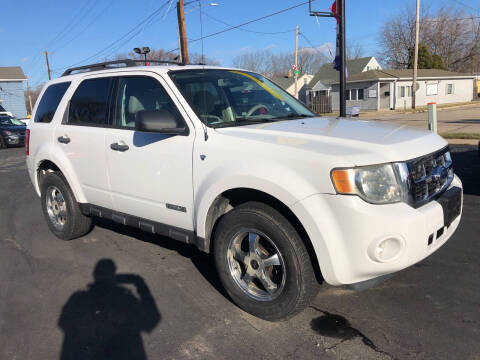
[61,59,182,76]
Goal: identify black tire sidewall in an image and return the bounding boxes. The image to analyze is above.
[214,205,309,320]
[40,172,79,240]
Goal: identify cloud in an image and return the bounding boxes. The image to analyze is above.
[263,43,278,50]
[299,41,334,59]
[21,57,29,63]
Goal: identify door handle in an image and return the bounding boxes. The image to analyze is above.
[110,142,129,152]
[57,136,70,144]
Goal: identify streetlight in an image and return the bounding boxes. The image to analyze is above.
[133,47,150,65]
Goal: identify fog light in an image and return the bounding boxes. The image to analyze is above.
[368,236,404,263]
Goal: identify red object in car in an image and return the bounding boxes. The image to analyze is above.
[25,129,30,155]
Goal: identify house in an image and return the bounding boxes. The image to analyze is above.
[306,56,381,106]
[0,67,27,118]
[329,69,475,111]
[272,74,314,103]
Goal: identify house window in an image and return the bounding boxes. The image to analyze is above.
[358,89,364,100]
[345,90,350,100]
[399,86,405,97]
[351,89,358,100]
[447,83,454,94]
[426,82,438,96]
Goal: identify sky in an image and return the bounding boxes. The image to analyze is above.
[1,0,479,89]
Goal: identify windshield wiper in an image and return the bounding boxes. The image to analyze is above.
[269,113,315,120]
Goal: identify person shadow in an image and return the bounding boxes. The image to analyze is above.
[58,259,161,360]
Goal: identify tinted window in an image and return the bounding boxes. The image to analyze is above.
[69,78,111,126]
[114,76,182,129]
[34,82,71,123]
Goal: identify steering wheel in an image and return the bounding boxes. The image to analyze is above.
[246,104,270,117]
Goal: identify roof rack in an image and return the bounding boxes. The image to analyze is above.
[61,59,182,77]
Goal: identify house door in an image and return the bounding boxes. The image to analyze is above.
[379,83,391,109]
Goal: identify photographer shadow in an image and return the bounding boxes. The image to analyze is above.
[58,259,161,360]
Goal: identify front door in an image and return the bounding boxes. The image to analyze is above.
[105,74,195,231]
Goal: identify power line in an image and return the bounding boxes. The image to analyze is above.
[60,0,173,70]
[202,12,296,35]
[51,0,117,53]
[166,0,314,55]
[452,0,480,13]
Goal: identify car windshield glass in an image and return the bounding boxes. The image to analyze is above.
[0,116,23,126]
[169,69,316,128]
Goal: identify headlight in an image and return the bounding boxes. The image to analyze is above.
[2,130,13,136]
[331,163,407,204]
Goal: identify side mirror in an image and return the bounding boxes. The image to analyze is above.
[135,110,188,135]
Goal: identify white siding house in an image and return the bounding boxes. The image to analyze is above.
[0,67,27,118]
[330,69,475,111]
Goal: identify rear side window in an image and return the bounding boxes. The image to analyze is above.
[34,82,71,123]
[68,78,112,126]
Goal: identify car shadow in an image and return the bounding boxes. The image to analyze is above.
[93,217,229,300]
[450,144,480,196]
[58,259,161,360]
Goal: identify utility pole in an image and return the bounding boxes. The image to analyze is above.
[26,78,33,115]
[294,25,299,98]
[177,0,189,64]
[412,0,420,110]
[45,50,51,80]
[339,0,346,117]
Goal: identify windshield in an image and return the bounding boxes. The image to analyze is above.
[0,116,24,126]
[169,69,316,128]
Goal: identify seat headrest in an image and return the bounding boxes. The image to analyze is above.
[128,96,145,114]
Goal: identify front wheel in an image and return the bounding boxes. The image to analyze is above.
[213,202,318,321]
[40,172,93,240]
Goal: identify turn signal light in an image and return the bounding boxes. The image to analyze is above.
[331,169,354,193]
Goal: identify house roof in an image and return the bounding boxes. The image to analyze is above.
[272,76,295,89]
[307,57,374,88]
[338,69,473,83]
[0,67,27,80]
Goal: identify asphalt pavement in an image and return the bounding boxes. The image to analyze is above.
[0,145,479,360]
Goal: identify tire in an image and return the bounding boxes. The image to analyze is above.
[213,202,318,321]
[0,136,6,149]
[40,171,93,240]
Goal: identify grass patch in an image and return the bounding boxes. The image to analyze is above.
[440,132,480,139]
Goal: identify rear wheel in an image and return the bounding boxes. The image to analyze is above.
[213,202,318,321]
[41,172,93,240]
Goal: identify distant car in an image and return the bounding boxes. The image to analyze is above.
[0,115,26,148]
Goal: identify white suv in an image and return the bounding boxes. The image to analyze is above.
[27,60,463,320]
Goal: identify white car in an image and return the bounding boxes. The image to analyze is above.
[26,60,463,320]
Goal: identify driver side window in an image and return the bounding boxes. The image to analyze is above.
[114,76,181,129]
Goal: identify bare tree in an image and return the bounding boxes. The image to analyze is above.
[111,48,220,65]
[379,5,480,72]
[347,40,365,60]
[232,48,327,78]
[24,84,44,114]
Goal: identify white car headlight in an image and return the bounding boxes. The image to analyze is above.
[331,163,407,204]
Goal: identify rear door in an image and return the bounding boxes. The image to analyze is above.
[104,73,195,231]
[54,76,114,208]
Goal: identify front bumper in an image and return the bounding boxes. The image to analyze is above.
[291,174,463,286]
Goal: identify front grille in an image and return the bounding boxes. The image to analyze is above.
[406,147,453,206]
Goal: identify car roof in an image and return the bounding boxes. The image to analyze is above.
[53,64,245,83]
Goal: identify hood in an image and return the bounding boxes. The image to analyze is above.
[1,125,26,133]
[215,117,447,166]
